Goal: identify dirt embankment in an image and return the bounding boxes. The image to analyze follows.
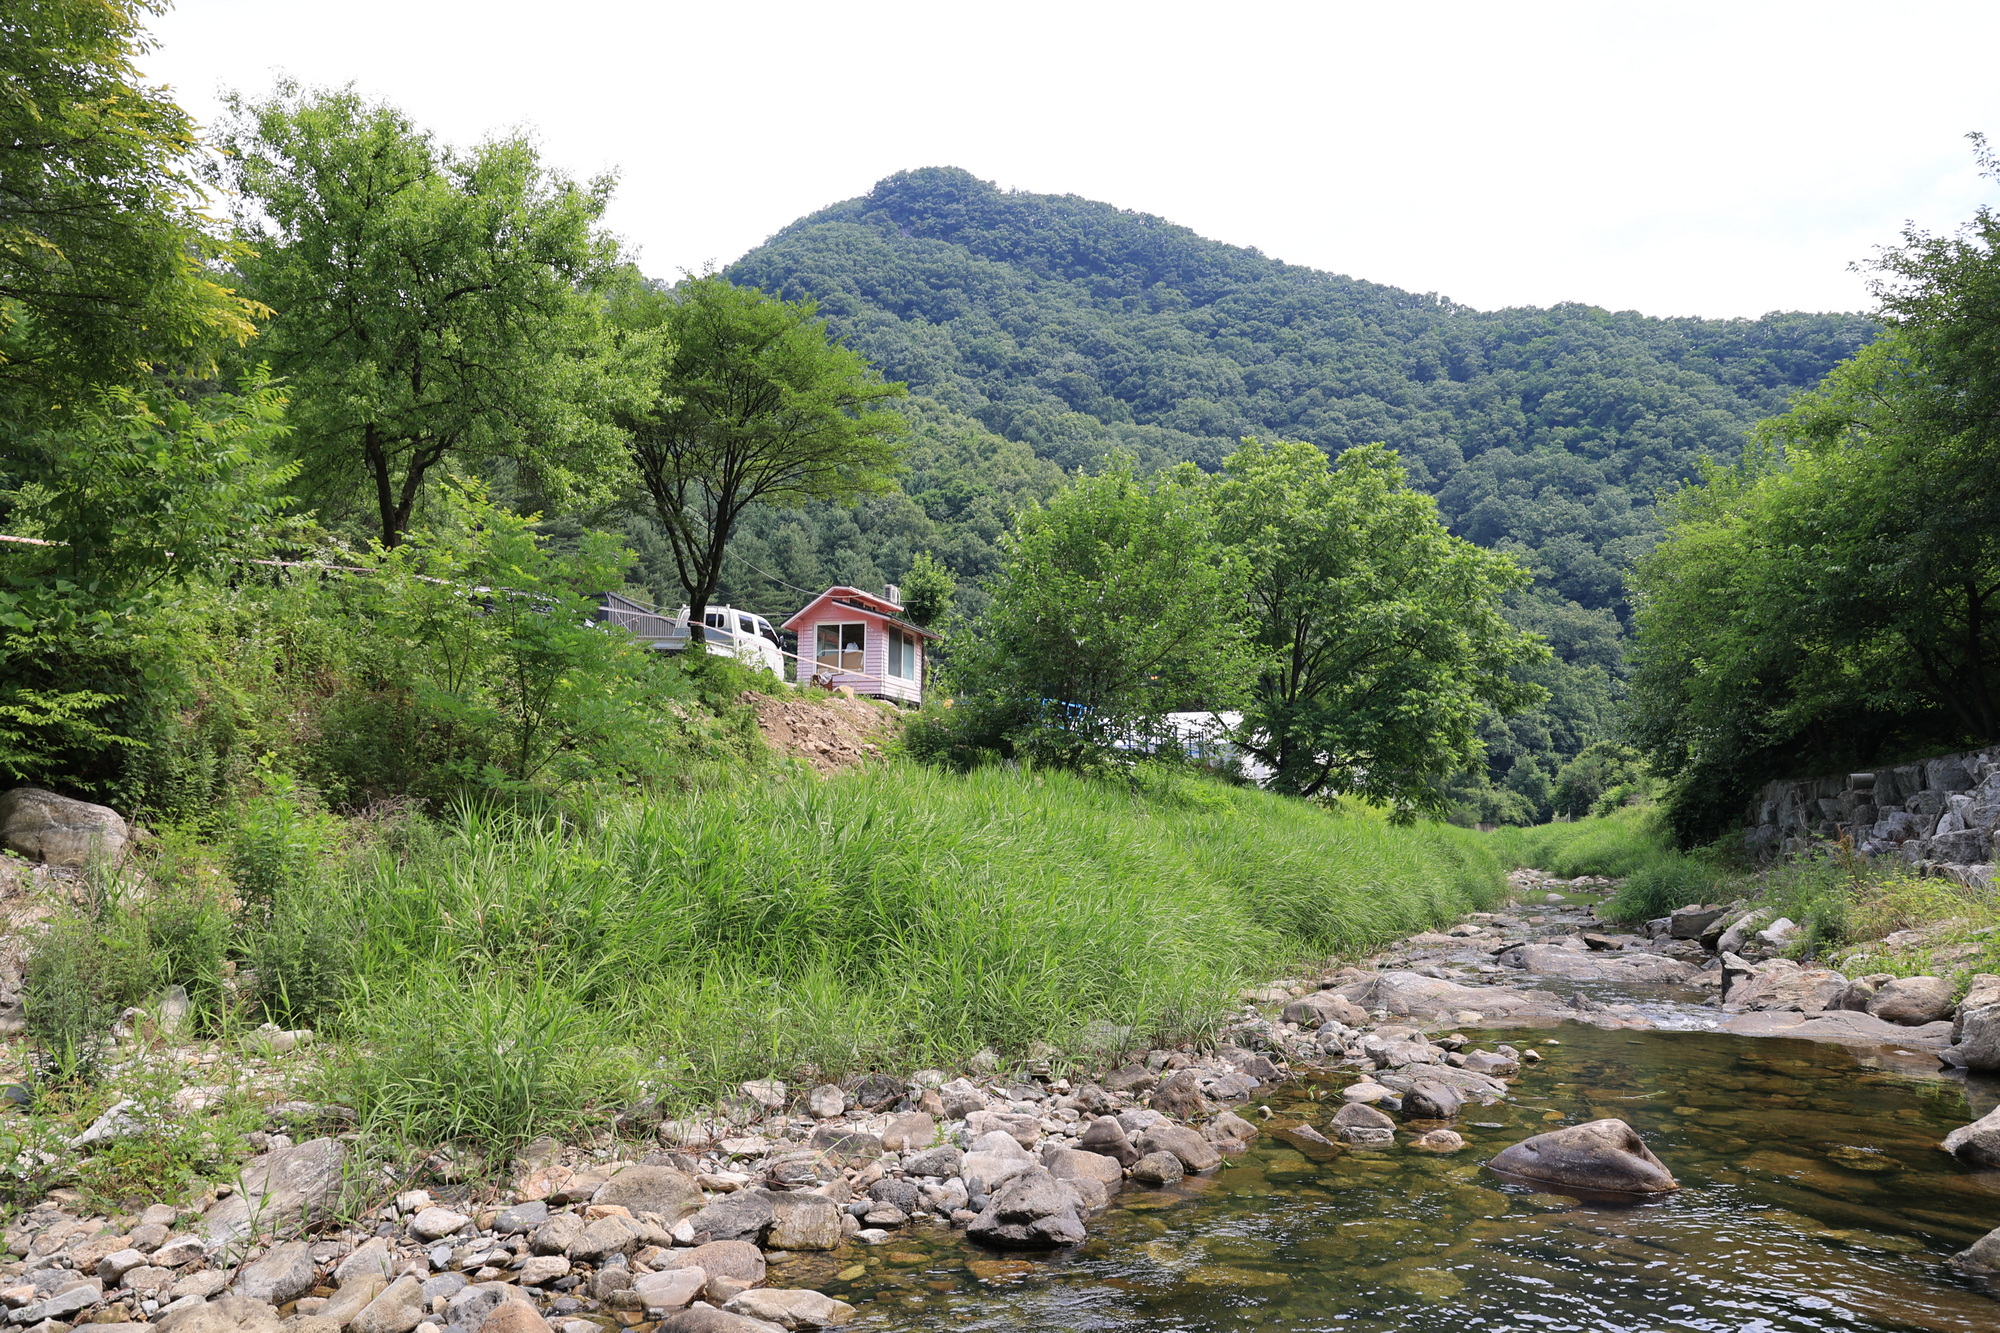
[744,690,901,774]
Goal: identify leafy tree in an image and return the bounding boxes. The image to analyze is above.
[1212,440,1546,818]
[932,459,1255,769]
[213,83,632,546]
[345,481,660,792]
[0,0,262,424]
[616,274,905,639]
[724,167,1873,781]
[1552,741,1647,818]
[0,380,296,796]
[898,551,955,626]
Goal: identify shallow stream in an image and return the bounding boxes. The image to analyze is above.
[774,1026,2000,1332]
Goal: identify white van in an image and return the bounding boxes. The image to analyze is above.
[684,605,786,677]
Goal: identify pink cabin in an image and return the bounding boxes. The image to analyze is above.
[781,585,939,706]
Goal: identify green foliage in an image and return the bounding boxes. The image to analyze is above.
[615,273,906,631]
[898,551,955,626]
[326,971,632,1154]
[0,382,296,801]
[214,82,633,546]
[0,0,263,422]
[1215,439,1544,816]
[683,398,1063,624]
[1630,148,2000,843]
[724,167,1874,786]
[929,459,1254,770]
[1553,741,1649,818]
[23,913,131,1086]
[1487,803,1670,879]
[1602,853,1727,924]
[311,482,710,802]
[317,764,1500,1151]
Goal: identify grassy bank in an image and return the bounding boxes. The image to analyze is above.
[1489,807,2000,984]
[29,763,1504,1158]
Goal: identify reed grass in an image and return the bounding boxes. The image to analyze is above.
[317,764,1504,1147]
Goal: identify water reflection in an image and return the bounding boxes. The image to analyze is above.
[784,1025,2000,1332]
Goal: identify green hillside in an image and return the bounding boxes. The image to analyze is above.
[688,166,1871,806]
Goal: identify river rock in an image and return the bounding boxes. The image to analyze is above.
[1150,1069,1208,1119]
[1208,1111,1259,1146]
[880,1112,935,1151]
[1330,971,1556,1019]
[1831,973,1892,1011]
[1134,1123,1221,1172]
[444,1282,534,1330]
[1942,1105,2000,1168]
[966,1168,1086,1248]
[477,1305,553,1333]
[1955,1003,2000,1070]
[1076,1116,1138,1166]
[158,1296,283,1333]
[1723,1007,1954,1057]
[1488,1118,1678,1194]
[657,1308,788,1333]
[962,1142,1035,1199]
[633,1268,707,1312]
[1668,904,1728,939]
[1128,1151,1184,1185]
[1720,956,1846,1013]
[234,1241,317,1305]
[723,1288,856,1329]
[0,787,129,867]
[1951,1223,2000,1274]
[202,1137,347,1249]
[1282,992,1368,1027]
[1331,1102,1396,1146]
[595,1165,704,1222]
[765,1192,841,1250]
[1954,976,2000,1038]
[1410,1129,1466,1152]
[351,1275,427,1333]
[1714,910,1770,956]
[1867,976,1954,1026]
[902,1143,963,1177]
[687,1192,774,1244]
[1042,1145,1122,1187]
[659,1240,767,1286]
[1401,1080,1463,1120]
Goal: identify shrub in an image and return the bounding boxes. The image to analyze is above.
[324,971,635,1154]
[1602,853,1726,923]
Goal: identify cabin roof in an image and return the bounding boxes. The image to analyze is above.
[781,586,941,640]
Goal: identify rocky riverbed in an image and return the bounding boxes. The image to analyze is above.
[7,868,2000,1333]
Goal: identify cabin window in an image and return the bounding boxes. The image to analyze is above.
[888,629,919,680]
[817,623,865,673]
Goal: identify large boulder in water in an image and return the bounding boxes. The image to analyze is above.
[1329,970,1556,1019]
[1952,1003,2000,1071]
[1720,955,1846,1013]
[1942,1104,2000,1168]
[1952,1223,2000,1274]
[965,1167,1086,1248]
[1487,1118,1679,1195]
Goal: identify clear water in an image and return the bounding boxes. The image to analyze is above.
[765,1026,2000,1332]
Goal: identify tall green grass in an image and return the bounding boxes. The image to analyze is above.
[1485,805,1744,923]
[1486,804,1668,879]
[316,764,1503,1148]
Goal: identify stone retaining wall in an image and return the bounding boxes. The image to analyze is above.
[1743,745,2000,887]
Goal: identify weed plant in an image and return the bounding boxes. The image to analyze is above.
[1488,805,1672,880]
[315,763,1502,1151]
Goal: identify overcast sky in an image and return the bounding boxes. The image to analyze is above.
[145,0,2000,320]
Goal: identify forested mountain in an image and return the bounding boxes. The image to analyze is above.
[670,167,1873,807]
